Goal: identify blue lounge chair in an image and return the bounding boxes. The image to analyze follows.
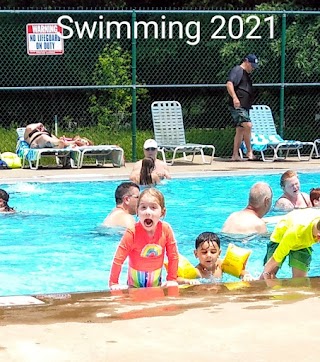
[16,127,80,169]
[314,139,320,158]
[240,105,315,162]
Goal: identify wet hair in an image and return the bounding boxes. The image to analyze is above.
[195,232,221,249]
[0,189,14,212]
[115,182,140,205]
[280,170,298,188]
[310,188,320,206]
[139,157,155,186]
[0,189,9,202]
[138,188,165,210]
[248,182,273,208]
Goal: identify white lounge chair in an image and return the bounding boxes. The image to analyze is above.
[16,128,124,169]
[240,105,315,162]
[77,145,124,168]
[151,101,215,165]
[314,139,320,158]
[16,127,80,170]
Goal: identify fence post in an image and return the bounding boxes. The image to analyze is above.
[54,114,58,136]
[279,11,287,137]
[131,9,137,162]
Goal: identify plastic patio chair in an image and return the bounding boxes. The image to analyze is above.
[314,139,320,158]
[16,127,80,169]
[239,105,315,162]
[151,100,215,165]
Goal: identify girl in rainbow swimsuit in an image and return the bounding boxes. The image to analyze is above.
[109,188,179,290]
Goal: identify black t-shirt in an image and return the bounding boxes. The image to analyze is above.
[227,65,254,110]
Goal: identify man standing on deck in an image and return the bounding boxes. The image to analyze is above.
[226,54,259,161]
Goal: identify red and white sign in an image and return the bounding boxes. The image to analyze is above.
[26,23,64,55]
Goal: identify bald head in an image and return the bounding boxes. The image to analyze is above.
[248,182,273,213]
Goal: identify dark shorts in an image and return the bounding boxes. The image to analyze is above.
[229,107,251,127]
[263,241,313,272]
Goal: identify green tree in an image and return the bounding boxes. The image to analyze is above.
[89,42,148,131]
[89,43,132,130]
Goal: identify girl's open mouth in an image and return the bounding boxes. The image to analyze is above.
[144,218,153,227]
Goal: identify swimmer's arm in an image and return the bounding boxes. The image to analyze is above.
[256,221,268,234]
[109,283,128,290]
[108,229,133,287]
[274,198,293,211]
[155,170,171,180]
[165,227,179,281]
[272,229,295,264]
[152,172,161,185]
[259,230,294,280]
[129,161,141,181]
[302,192,312,207]
[259,256,280,280]
[163,166,171,180]
[156,162,171,180]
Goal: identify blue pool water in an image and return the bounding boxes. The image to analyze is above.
[1,171,320,296]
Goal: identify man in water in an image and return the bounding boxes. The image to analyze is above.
[222,182,273,235]
[102,182,140,229]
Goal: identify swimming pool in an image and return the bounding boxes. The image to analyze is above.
[1,171,320,296]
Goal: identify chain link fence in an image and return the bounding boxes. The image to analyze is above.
[0,9,319,161]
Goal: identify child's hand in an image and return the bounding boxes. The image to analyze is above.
[110,284,128,291]
[162,280,178,287]
[185,279,201,285]
[241,273,255,282]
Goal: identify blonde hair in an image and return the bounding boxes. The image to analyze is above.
[280,170,298,188]
[138,188,165,210]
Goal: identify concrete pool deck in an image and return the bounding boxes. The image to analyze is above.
[1,156,320,361]
[1,155,320,182]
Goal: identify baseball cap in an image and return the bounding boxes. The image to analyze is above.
[245,54,259,68]
[143,139,158,149]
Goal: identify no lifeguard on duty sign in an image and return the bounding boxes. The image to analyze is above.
[26,23,64,55]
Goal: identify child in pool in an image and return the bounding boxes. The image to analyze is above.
[0,189,15,213]
[109,188,179,290]
[260,208,320,280]
[177,232,254,285]
[310,188,320,207]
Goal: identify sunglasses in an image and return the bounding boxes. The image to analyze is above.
[145,147,157,151]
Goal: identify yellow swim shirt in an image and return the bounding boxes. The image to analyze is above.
[271,208,320,263]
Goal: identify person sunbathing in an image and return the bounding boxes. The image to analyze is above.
[24,123,94,149]
[24,123,67,149]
